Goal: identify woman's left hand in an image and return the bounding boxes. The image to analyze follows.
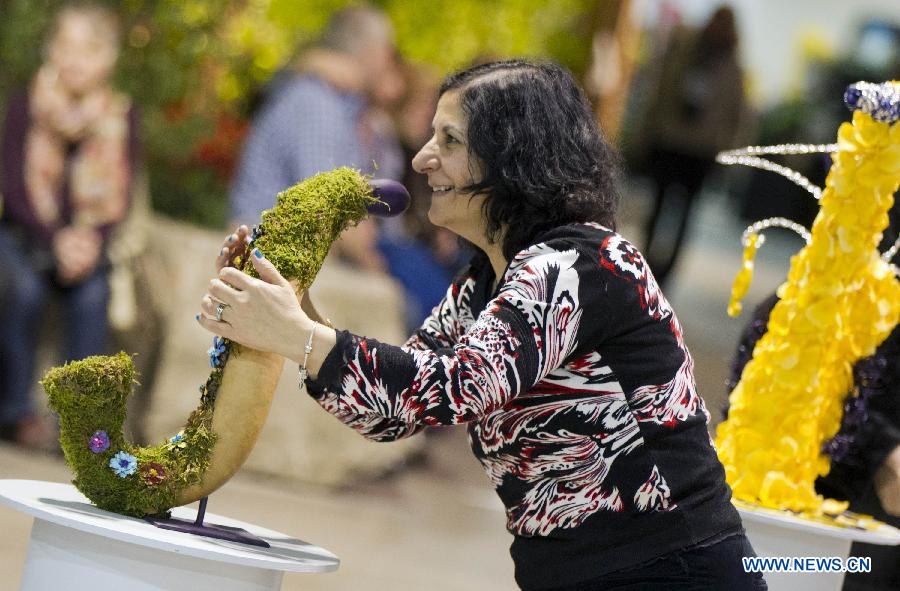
[197,248,312,362]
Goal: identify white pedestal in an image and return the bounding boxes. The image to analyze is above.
[0,479,339,590]
[738,504,900,591]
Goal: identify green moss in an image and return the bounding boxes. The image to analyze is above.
[43,352,215,516]
[42,168,374,517]
[250,167,376,287]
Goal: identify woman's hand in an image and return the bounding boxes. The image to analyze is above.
[198,248,313,363]
[53,226,101,285]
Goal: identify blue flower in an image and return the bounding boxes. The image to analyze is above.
[208,336,228,368]
[165,430,187,452]
[109,451,138,478]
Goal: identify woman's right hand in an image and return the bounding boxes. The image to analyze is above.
[216,225,251,272]
[216,225,332,328]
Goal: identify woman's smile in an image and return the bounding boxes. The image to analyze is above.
[411,89,488,245]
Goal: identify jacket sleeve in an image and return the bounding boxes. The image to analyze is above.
[306,241,584,430]
[400,267,477,353]
[303,276,468,442]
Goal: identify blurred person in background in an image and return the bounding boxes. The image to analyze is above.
[392,62,469,275]
[377,62,462,330]
[229,5,404,274]
[0,2,140,449]
[203,59,766,591]
[640,5,746,286]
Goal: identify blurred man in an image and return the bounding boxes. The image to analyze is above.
[229,6,403,235]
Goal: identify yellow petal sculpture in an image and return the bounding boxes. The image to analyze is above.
[716,81,900,515]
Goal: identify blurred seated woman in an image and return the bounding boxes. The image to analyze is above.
[200,60,766,590]
[0,3,139,447]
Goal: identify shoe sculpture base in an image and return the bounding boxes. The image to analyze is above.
[0,479,339,591]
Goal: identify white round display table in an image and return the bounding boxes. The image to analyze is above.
[0,479,339,591]
[738,503,900,591]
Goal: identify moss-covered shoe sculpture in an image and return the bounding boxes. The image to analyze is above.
[43,168,408,517]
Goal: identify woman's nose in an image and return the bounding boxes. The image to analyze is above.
[412,139,438,174]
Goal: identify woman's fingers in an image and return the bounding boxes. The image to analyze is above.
[196,311,230,338]
[216,225,252,272]
[249,248,290,287]
[200,294,238,329]
[197,248,309,358]
[208,278,240,306]
[215,247,229,272]
[233,225,251,254]
[215,238,236,272]
[219,267,254,290]
[200,294,215,316]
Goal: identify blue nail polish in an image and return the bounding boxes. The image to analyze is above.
[195,314,200,321]
[253,248,263,259]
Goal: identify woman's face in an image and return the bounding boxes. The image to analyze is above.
[411,89,486,243]
[48,13,118,95]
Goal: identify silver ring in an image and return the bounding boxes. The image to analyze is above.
[215,302,226,322]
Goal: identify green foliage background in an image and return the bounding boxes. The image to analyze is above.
[0,0,597,228]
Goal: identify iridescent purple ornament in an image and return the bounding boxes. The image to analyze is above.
[88,430,110,454]
[843,87,862,109]
[844,81,900,123]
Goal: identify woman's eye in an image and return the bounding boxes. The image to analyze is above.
[444,135,458,145]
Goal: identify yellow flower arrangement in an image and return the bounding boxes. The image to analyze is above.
[716,81,900,516]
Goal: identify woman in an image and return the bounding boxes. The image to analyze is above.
[0,3,139,447]
[200,60,765,590]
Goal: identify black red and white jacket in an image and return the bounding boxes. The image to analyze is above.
[307,223,741,589]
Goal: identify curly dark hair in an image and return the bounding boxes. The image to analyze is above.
[439,59,621,260]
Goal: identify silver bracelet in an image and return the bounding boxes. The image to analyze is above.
[298,321,318,390]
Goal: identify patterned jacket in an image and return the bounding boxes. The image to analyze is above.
[307,223,741,589]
